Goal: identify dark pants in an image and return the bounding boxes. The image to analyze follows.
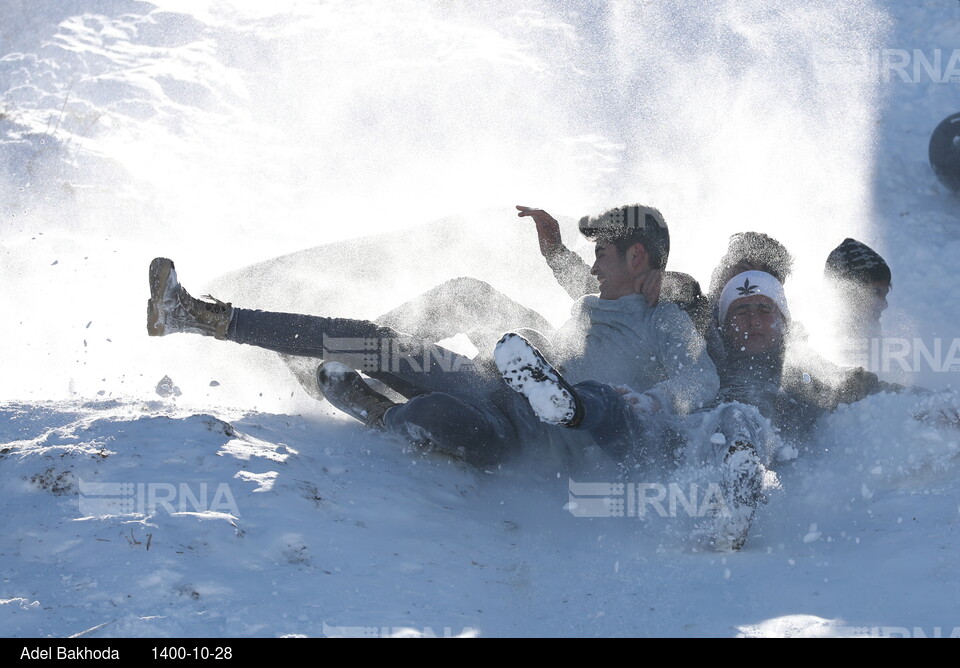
[229,308,529,466]
[228,308,660,469]
[575,381,673,469]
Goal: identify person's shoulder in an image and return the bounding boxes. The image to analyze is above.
[648,301,708,348]
[577,293,645,315]
[651,299,697,329]
[569,293,599,315]
[651,299,683,316]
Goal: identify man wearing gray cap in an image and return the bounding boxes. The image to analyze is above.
[146,204,719,472]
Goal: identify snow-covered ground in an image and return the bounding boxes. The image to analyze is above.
[2,0,960,638]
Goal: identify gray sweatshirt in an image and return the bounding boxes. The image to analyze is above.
[551,294,719,415]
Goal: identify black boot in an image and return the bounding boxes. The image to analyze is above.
[316,362,397,430]
[147,258,233,339]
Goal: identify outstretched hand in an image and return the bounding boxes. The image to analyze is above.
[516,205,562,256]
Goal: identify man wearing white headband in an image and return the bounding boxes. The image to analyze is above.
[664,270,792,551]
[718,270,790,357]
[653,270,831,550]
[711,271,803,428]
[684,267,900,549]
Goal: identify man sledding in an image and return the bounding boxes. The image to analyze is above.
[146,204,717,475]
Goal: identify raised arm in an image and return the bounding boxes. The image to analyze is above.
[516,205,597,300]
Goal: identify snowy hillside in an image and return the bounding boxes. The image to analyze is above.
[2,0,960,638]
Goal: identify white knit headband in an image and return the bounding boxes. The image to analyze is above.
[718,271,790,324]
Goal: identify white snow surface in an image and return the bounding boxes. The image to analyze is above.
[2,0,960,638]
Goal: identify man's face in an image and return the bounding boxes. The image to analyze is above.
[723,294,785,355]
[591,242,634,300]
[842,280,890,323]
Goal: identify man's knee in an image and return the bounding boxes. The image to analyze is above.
[385,392,510,464]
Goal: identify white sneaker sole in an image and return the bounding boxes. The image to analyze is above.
[700,442,763,552]
[494,333,577,426]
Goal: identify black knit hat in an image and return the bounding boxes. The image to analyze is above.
[824,238,891,284]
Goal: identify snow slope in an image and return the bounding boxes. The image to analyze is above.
[2,390,959,638]
[1,0,960,638]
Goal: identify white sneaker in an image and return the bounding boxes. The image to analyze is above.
[706,441,764,552]
[494,332,582,427]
